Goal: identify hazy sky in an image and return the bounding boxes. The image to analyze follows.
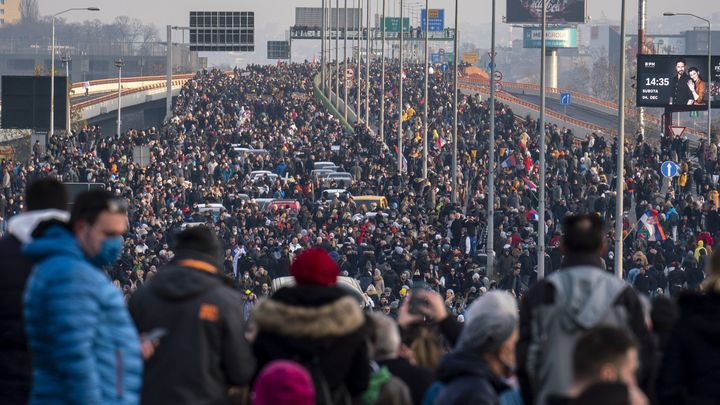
[39,0,716,28]
[38,0,718,64]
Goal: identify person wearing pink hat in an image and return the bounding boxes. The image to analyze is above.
[253,360,315,405]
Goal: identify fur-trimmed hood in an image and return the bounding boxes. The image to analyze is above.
[253,287,364,338]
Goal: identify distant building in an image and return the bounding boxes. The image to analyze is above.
[0,0,21,26]
[683,28,720,55]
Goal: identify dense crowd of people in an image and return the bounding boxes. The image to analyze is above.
[0,60,719,405]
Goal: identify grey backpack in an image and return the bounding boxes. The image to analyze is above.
[526,266,630,405]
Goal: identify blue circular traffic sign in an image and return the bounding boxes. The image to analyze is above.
[661,161,679,178]
[441,64,449,72]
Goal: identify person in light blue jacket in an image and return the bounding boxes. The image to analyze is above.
[23,189,143,405]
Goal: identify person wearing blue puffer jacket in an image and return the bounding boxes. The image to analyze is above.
[23,189,143,405]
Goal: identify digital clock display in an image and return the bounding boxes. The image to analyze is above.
[636,54,720,109]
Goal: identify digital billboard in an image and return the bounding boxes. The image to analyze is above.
[1,76,67,131]
[189,11,254,52]
[506,0,586,24]
[267,41,290,60]
[636,55,720,109]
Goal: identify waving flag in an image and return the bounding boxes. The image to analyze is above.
[520,175,538,191]
[527,208,539,222]
[639,210,666,241]
[501,154,517,168]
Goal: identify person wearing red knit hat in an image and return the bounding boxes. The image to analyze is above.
[250,247,370,405]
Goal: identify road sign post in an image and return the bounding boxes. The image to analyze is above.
[560,92,571,116]
[661,161,679,178]
[669,125,686,137]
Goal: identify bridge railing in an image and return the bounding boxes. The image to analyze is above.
[460,76,705,139]
[73,79,188,110]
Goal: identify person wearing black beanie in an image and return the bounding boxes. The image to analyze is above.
[129,226,256,404]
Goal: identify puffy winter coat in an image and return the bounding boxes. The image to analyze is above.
[23,225,142,404]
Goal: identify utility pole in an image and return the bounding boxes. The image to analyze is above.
[451,0,458,204]
[344,0,349,121]
[322,0,326,94]
[357,0,363,120]
[380,0,386,144]
[365,0,370,128]
[166,25,172,121]
[615,0,627,279]
[537,0,547,279]
[422,0,429,179]
[336,0,340,108]
[487,0,496,277]
[398,0,404,173]
[115,59,124,137]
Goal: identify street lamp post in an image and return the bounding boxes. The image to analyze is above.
[422,0,428,179]
[487,0,496,277]
[61,55,71,134]
[538,0,547,279]
[115,59,124,137]
[664,12,712,144]
[50,7,99,136]
[615,0,627,279]
[451,0,458,204]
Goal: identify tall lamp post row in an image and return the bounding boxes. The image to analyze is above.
[50,7,99,136]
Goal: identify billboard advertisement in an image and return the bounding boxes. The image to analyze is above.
[462,52,480,63]
[523,27,577,48]
[506,0,586,24]
[420,9,444,32]
[636,55,720,109]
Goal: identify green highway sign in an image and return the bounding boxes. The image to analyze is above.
[382,17,410,33]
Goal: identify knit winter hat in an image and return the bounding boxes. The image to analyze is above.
[457,290,518,354]
[291,247,339,286]
[253,360,315,405]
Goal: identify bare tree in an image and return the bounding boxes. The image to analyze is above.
[19,0,39,23]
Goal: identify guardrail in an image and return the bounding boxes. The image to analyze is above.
[73,79,187,110]
[70,73,196,89]
[461,76,705,138]
[459,81,616,136]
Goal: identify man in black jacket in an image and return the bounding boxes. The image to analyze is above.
[516,214,655,405]
[0,178,68,404]
[129,226,255,404]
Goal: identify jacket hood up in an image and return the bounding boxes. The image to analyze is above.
[150,255,226,301]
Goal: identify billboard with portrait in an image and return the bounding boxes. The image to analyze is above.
[506,0,586,24]
[636,55,720,109]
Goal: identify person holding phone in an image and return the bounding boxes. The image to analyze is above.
[129,226,255,404]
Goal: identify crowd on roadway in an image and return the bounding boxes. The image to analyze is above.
[0,60,719,405]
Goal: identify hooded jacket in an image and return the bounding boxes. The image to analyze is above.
[129,252,255,405]
[0,209,68,403]
[23,225,142,405]
[252,285,370,404]
[657,293,720,405]
[433,350,510,405]
[517,254,654,405]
